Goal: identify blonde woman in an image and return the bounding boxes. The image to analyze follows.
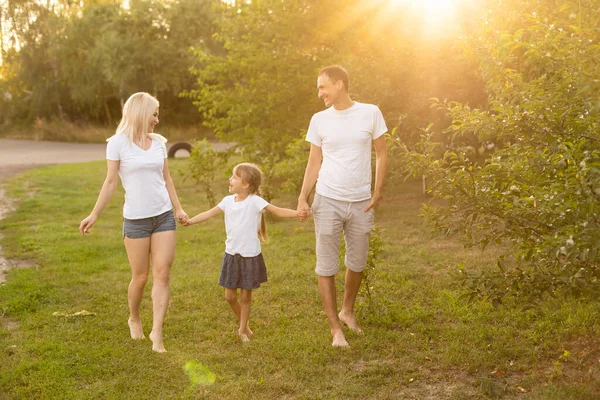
[79,92,187,353]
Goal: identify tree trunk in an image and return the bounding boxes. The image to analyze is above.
[103,98,113,126]
[0,5,5,64]
[119,77,125,109]
[52,60,64,120]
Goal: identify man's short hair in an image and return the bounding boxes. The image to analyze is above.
[319,65,349,91]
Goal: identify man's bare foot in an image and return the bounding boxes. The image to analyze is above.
[332,331,349,347]
[149,331,167,353]
[338,311,363,334]
[128,318,145,339]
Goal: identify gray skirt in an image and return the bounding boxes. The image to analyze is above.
[219,252,268,290]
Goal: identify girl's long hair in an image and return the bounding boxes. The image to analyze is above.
[108,92,159,147]
[234,163,268,242]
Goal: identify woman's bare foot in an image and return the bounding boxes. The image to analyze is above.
[149,330,167,353]
[238,332,250,343]
[338,311,363,334]
[245,325,253,337]
[332,331,349,347]
[128,318,145,339]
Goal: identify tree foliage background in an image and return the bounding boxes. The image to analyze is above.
[1,0,598,299]
[0,0,219,125]
[401,0,600,302]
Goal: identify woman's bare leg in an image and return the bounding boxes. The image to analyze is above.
[124,236,151,339]
[148,230,176,353]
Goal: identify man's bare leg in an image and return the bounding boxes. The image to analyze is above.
[318,275,348,347]
[338,269,363,334]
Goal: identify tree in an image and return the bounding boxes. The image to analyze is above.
[187,0,484,200]
[0,0,220,127]
[401,0,600,302]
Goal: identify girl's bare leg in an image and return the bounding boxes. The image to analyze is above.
[148,231,176,353]
[124,237,151,340]
[238,289,252,342]
[225,288,253,338]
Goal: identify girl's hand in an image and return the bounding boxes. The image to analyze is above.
[79,214,97,236]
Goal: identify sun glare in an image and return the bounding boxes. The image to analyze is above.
[390,0,460,35]
[392,0,456,9]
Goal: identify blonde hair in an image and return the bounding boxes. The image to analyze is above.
[233,163,268,242]
[108,92,160,147]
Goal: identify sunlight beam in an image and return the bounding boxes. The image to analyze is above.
[390,0,461,37]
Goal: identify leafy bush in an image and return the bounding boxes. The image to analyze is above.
[186,139,230,208]
[400,0,600,302]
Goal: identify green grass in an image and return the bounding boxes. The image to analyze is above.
[0,160,598,399]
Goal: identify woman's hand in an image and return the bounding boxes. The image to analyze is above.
[79,214,97,236]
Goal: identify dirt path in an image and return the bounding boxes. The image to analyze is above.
[0,139,109,282]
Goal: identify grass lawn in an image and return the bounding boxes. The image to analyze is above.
[0,160,598,399]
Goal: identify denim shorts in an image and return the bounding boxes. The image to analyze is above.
[123,209,176,239]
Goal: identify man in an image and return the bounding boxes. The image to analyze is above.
[297,65,388,347]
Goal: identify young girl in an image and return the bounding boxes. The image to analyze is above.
[183,163,298,342]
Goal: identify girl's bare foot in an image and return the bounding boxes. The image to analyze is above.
[245,325,253,336]
[338,311,363,334]
[128,318,145,339]
[149,330,167,353]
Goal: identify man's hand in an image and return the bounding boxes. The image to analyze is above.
[364,193,382,212]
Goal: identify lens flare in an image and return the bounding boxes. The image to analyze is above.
[184,361,216,386]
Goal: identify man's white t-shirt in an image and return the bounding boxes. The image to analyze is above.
[306,102,388,202]
[218,194,269,257]
[106,133,172,219]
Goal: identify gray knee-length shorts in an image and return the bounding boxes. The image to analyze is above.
[311,194,374,276]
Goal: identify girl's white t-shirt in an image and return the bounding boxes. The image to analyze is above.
[306,102,387,202]
[106,133,172,219]
[218,194,269,257]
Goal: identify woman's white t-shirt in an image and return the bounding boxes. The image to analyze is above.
[306,102,388,202]
[106,133,172,219]
[218,194,269,257]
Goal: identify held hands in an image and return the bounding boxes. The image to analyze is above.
[175,209,190,226]
[296,210,309,221]
[296,199,311,222]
